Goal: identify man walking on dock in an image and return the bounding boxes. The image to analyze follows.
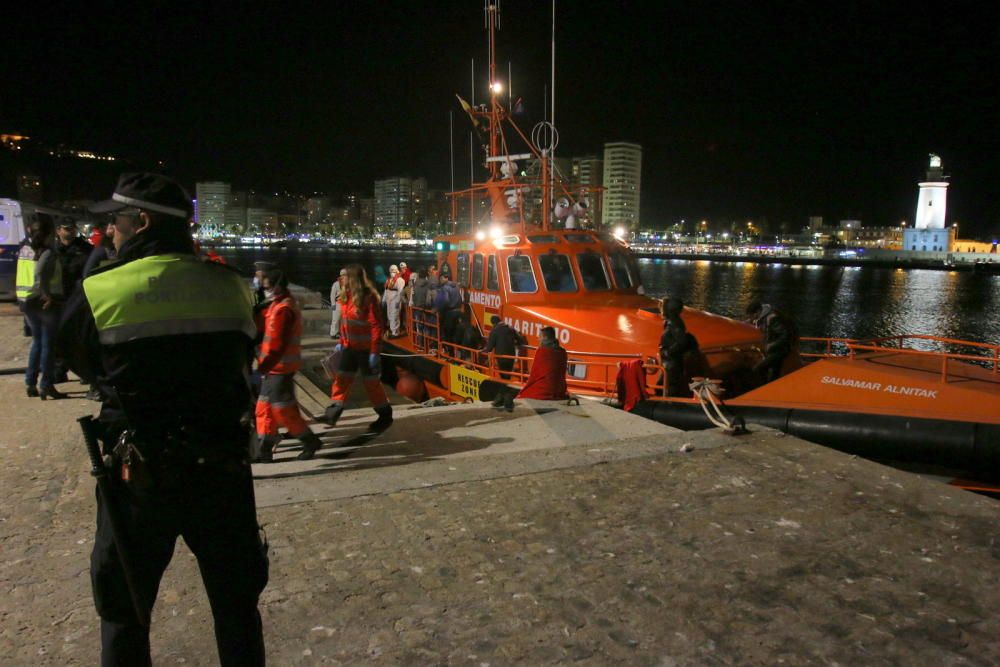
[255,266,324,463]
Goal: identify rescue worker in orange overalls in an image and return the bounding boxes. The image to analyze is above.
[254,268,324,462]
[321,264,393,433]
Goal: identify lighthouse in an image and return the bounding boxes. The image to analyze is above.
[903,154,953,252]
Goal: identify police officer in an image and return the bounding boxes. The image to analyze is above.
[58,173,268,666]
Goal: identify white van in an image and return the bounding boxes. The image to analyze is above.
[0,199,32,300]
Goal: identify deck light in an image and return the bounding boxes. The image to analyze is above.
[489,225,503,239]
[475,230,487,241]
[491,81,503,94]
[613,226,626,240]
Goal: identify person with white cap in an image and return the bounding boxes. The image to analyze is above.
[329,267,347,339]
[383,264,405,337]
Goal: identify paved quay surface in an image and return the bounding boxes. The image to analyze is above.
[1,303,998,665]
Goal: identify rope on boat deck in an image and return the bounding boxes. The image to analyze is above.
[690,378,747,435]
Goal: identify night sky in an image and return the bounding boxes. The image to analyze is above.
[5,1,998,236]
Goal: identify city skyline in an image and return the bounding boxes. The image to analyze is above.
[3,2,998,236]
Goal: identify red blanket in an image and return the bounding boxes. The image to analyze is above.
[616,359,647,412]
[517,347,568,400]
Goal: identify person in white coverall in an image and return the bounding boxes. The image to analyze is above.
[329,268,346,339]
[383,264,405,337]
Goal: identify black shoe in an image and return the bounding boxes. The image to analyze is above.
[253,436,279,463]
[503,393,515,413]
[85,388,102,401]
[26,386,39,398]
[39,387,67,400]
[321,404,344,427]
[491,396,505,408]
[369,406,393,432]
[296,431,324,461]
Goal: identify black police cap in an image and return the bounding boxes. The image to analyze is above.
[91,172,193,220]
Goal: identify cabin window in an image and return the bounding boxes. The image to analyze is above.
[456,253,470,286]
[609,252,634,288]
[564,233,594,244]
[539,253,577,292]
[507,255,537,293]
[487,255,499,291]
[439,260,451,279]
[528,234,559,244]
[576,252,610,290]
[471,254,484,289]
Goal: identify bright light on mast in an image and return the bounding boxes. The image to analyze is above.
[491,81,503,94]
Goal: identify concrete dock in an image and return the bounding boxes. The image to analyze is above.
[0,303,997,665]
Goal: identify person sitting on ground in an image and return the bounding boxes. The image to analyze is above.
[745,298,801,383]
[515,326,568,402]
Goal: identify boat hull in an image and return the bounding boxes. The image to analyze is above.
[632,400,1000,475]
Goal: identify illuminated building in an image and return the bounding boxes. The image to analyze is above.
[195,181,230,235]
[903,154,954,252]
[601,142,642,230]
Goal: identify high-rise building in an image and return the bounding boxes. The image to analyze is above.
[410,177,428,225]
[195,181,230,235]
[374,177,413,229]
[572,155,603,188]
[601,142,642,230]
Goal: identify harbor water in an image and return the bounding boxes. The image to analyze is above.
[219,247,1000,345]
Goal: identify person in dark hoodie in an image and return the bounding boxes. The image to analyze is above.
[746,299,800,382]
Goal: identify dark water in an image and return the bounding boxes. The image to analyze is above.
[219,247,1000,345]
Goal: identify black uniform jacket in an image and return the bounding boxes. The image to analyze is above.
[57,231,254,449]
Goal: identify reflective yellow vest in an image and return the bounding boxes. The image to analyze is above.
[82,253,255,345]
[15,246,63,302]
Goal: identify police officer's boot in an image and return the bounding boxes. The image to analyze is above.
[490,393,505,408]
[253,435,279,464]
[369,404,393,432]
[296,430,324,461]
[322,403,344,427]
[503,391,515,413]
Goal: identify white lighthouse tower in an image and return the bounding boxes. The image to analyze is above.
[903,154,954,252]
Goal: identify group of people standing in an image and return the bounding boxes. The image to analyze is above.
[656,295,800,398]
[16,212,116,399]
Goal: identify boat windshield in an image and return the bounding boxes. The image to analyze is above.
[565,233,594,244]
[487,255,499,290]
[539,253,577,292]
[609,252,634,288]
[456,253,470,286]
[507,255,538,293]
[577,252,611,290]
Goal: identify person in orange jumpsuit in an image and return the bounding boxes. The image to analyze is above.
[321,264,393,434]
[254,268,324,462]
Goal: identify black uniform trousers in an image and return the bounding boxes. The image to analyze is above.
[91,456,268,666]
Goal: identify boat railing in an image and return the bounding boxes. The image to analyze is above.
[403,305,658,397]
[844,335,1000,380]
[799,334,1000,381]
[799,337,858,359]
